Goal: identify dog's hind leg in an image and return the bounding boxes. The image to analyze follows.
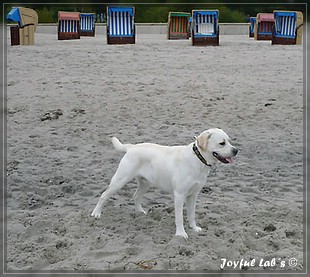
[134,177,149,214]
[91,156,138,218]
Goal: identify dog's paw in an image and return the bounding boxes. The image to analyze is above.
[192,226,202,233]
[140,209,147,215]
[175,230,189,239]
[135,205,147,215]
[91,210,101,218]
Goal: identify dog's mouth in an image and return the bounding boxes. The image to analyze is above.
[213,152,234,164]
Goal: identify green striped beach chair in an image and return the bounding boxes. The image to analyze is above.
[168,12,191,40]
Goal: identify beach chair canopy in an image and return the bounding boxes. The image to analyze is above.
[192,10,219,36]
[107,6,135,37]
[257,13,274,22]
[273,11,298,38]
[7,7,20,22]
[7,7,38,31]
[58,11,80,21]
[80,13,95,31]
[256,13,274,35]
[169,12,191,18]
[108,7,134,16]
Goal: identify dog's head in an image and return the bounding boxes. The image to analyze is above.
[196,128,238,165]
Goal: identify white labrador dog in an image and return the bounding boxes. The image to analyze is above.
[91,128,238,238]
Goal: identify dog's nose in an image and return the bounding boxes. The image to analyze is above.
[233,148,238,156]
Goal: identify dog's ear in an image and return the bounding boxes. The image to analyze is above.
[197,132,212,152]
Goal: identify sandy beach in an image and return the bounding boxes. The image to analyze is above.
[5,30,304,273]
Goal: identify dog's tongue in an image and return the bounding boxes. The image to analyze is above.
[225,157,234,164]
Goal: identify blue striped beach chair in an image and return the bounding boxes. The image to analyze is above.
[80,13,95,36]
[58,11,80,40]
[191,10,219,46]
[272,10,303,45]
[106,6,135,44]
[254,13,274,40]
[249,17,256,37]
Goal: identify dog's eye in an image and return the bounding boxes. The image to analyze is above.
[219,141,226,146]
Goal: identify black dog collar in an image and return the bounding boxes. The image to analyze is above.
[192,143,212,167]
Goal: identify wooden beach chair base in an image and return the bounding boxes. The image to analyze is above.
[107,36,135,44]
[168,33,189,40]
[58,32,80,40]
[271,36,296,45]
[80,30,95,37]
[256,34,272,40]
[192,31,219,46]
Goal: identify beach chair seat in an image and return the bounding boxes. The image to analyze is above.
[107,6,135,44]
[167,12,191,40]
[80,13,95,36]
[198,23,214,34]
[254,13,274,40]
[58,11,80,40]
[272,10,303,45]
[192,10,219,46]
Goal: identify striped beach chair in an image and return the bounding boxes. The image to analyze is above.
[106,6,135,44]
[58,11,80,40]
[80,13,95,36]
[167,12,191,40]
[272,10,303,45]
[254,13,274,40]
[191,10,219,46]
[249,17,256,37]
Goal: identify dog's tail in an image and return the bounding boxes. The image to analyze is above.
[111,137,133,152]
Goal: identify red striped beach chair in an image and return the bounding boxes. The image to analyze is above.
[167,12,191,40]
[272,10,303,45]
[80,13,95,36]
[254,13,274,40]
[106,6,135,44]
[58,11,80,40]
[191,10,219,46]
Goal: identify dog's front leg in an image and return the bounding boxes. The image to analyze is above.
[174,193,188,239]
[186,192,202,232]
